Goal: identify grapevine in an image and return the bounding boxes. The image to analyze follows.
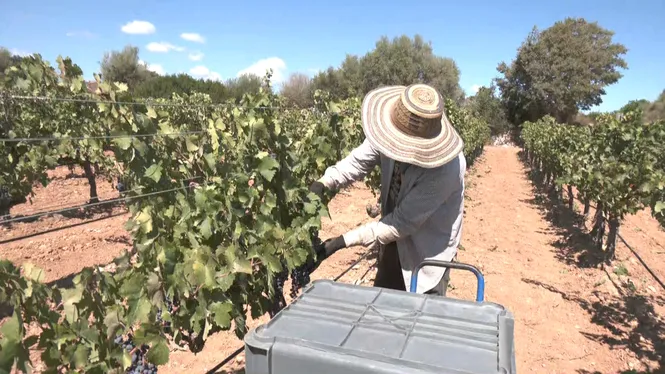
[444,98,491,166]
[0,55,120,209]
[521,113,665,262]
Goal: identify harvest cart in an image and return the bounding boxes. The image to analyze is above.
[244,260,516,374]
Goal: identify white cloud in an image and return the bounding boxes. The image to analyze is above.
[66,31,97,39]
[469,84,481,95]
[146,64,165,75]
[237,57,287,83]
[180,33,205,43]
[189,65,221,81]
[146,42,185,53]
[188,52,204,61]
[139,60,165,75]
[9,48,31,57]
[121,20,156,35]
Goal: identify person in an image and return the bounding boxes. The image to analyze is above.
[310,83,466,296]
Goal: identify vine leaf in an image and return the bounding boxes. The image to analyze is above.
[112,137,132,151]
[185,137,199,152]
[144,164,162,183]
[147,339,169,365]
[62,288,84,324]
[233,258,252,274]
[209,302,233,329]
[654,201,665,214]
[199,217,213,239]
[257,155,280,181]
[103,309,122,339]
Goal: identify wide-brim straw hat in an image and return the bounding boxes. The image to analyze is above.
[361,84,464,169]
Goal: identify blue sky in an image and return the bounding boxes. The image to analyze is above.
[1,0,663,112]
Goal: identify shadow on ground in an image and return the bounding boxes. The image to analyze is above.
[522,275,665,371]
[517,151,607,269]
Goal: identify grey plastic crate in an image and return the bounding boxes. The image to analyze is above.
[244,279,516,374]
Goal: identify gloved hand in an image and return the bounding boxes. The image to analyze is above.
[309,181,325,200]
[316,235,347,261]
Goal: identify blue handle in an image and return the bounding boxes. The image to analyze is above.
[409,260,485,302]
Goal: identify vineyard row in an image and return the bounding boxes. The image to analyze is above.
[521,113,665,263]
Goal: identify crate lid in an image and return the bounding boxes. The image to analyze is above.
[244,280,515,374]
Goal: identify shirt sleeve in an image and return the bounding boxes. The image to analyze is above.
[342,162,459,247]
[318,139,380,190]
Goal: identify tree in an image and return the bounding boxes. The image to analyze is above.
[134,73,229,103]
[573,112,594,126]
[586,111,603,123]
[619,99,650,114]
[644,90,665,122]
[312,35,463,102]
[496,18,628,125]
[467,85,511,135]
[58,56,83,79]
[280,73,314,108]
[311,55,362,99]
[0,47,25,77]
[225,74,264,102]
[616,99,651,122]
[0,48,11,75]
[100,45,156,89]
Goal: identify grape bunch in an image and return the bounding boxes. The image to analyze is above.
[268,269,288,318]
[156,297,175,332]
[115,177,129,198]
[289,260,316,299]
[288,229,325,299]
[113,334,158,374]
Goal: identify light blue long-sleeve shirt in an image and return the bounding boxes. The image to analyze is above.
[319,139,466,293]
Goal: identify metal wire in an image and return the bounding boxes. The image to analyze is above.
[4,94,284,110]
[0,131,205,143]
[0,176,203,220]
[0,210,128,245]
[1,184,195,225]
[334,251,371,281]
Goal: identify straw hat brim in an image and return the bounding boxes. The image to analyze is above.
[361,85,464,169]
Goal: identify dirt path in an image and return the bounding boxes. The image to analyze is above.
[452,146,664,373]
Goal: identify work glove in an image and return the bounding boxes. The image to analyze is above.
[316,235,347,261]
[308,181,325,200]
